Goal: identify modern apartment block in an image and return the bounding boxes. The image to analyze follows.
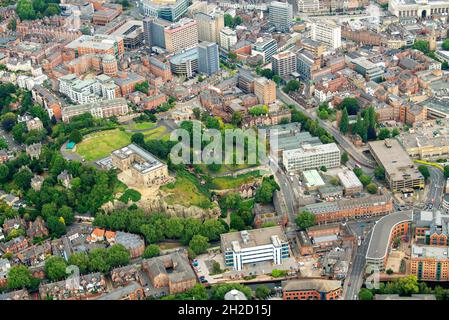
[142,17,170,48]
[268,1,293,33]
[303,194,394,224]
[411,245,449,281]
[198,41,219,76]
[58,74,119,104]
[368,139,425,192]
[164,18,199,53]
[140,0,190,22]
[254,77,277,105]
[283,143,340,172]
[310,21,341,50]
[61,98,129,123]
[64,34,125,60]
[220,227,290,271]
[252,37,278,63]
[272,51,297,79]
[195,10,224,44]
[219,27,237,50]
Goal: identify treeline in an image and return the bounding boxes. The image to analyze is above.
[289,106,334,144]
[93,209,229,255]
[16,0,61,21]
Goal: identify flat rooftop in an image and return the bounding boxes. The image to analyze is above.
[112,143,165,174]
[368,139,423,183]
[412,244,449,260]
[366,211,412,261]
[220,226,287,252]
[66,34,122,51]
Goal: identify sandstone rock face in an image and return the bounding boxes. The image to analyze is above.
[101,191,220,220]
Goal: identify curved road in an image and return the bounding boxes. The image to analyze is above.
[277,89,376,169]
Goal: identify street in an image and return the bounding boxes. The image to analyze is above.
[427,166,445,209]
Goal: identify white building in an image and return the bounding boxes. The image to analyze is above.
[310,21,341,50]
[221,227,290,271]
[283,143,341,172]
[219,27,237,50]
[268,1,293,33]
[388,0,449,18]
[58,74,118,104]
[272,51,297,79]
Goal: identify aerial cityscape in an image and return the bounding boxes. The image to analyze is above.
[0,0,448,303]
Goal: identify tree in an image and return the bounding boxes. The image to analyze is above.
[107,244,130,268]
[255,285,271,299]
[338,97,359,115]
[397,275,419,296]
[413,40,430,54]
[13,168,33,190]
[45,256,68,281]
[378,128,391,140]
[330,176,340,186]
[131,132,145,146]
[1,112,16,132]
[234,16,243,26]
[391,128,400,137]
[69,129,82,143]
[189,234,209,255]
[47,215,66,238]
[143,244,160,259]
[442,39,449,51]
[211,283,252,300]
[283,80,300,93]
[339,108,349,134]
[255,176,280,204]
[341,152,349,165]
[88,248,110,273]
[224,13,233,27]
[386,268,394,275]
[444,165,449,178]
[43,3,60,16]
[374,165,385,180]
[164,217,184,239]
[134,81,149,94]
[295,211,315,230]
[366,183,378,194]
[230,212,245,231]
[68,252,90,274]
[359,288,373,300]
[7,265,32,290]
[16,0,36,20]
[359,174,372,187]
[200,219,225,241]
[320,166,327,172]
[418,165,430,180]
[231,111,242,127]
[0,164,9,181]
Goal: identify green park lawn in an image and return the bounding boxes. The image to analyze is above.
[209,170,261,190]
[161,171,211,209]
[76,129,131,161]
[123,122,157,131]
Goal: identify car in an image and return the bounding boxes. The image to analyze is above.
[348,282,351,287]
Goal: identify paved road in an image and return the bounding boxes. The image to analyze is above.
[276,89,376,169]
[0,128,24,153]
[427,166,446,209]
[343,229,373,300]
